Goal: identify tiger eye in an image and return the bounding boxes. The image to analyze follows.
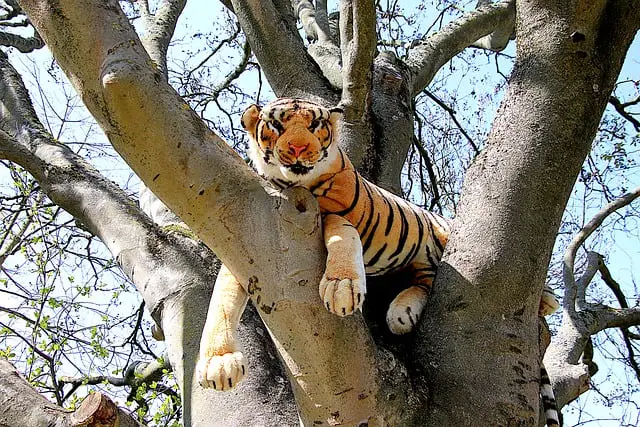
[309,119,321,132]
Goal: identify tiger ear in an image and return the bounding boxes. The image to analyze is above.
[241,104,261,134]
[329,106,343,125]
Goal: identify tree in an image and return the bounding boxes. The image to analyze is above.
[0,0,639,426]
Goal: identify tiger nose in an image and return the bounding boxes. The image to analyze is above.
[288,143,308,157]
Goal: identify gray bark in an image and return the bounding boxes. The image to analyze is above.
[414,1,640,424]
[0,359,141,427]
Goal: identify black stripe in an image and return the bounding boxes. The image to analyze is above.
[366,243,388,267]
[334,172,360,216]
[424,241,439,268]
[409,208,425,261]
[387,200,409,260]
[382,190,394,236]
[358,181,377,238]
[361,212,381,255]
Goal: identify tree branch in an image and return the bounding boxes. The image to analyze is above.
[230,0,337,101]
[0,29,43,52]
[406,0,515,96]
[339,0,375,121]
[0,46,297,425]
[609,95,640,132]
[139,0,187,77]
[423,90,480,155]
[563,186,640,315]
[0,359,142,427]
[293,0,331,42]
[546,188,640,409]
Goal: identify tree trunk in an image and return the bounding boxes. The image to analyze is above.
[414,1,639,424]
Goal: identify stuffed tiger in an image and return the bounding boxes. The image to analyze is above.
[196,98,560,426]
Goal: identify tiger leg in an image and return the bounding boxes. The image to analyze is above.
[319,214,366,316]
[386,263,434,335]
[196,264,249,391]
[539,284,559,316]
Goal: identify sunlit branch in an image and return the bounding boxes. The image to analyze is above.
[339,0,375,120]
[574,251,601,311]
[293,0,331,42]
[563,186,640,315]
[406,0,515,96]
[139,0,187,77]
[471,0,514,51]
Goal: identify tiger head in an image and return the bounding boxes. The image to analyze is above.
[241,98,343,186]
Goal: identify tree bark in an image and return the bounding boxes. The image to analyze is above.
[0,359,141,427]
[414,1,640,424]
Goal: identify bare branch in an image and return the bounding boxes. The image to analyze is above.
[406,0,515,96]
[139,0,187,77]
[593,307,640,332]
[293,0,331,42]
[574,251,602,311]
[0,29,42,52]
[609,95,640,132]
[423,90,480,155]
[339,0,375,121]
[231,0,337,100]
[563,186,640,314]
[471,0,514,51]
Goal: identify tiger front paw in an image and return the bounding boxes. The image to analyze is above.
[319,276,366,317]
[196,351,247,391]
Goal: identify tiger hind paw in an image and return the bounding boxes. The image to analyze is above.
[386,286,429,335]
[196,351,247,391]
[319,276,366,317]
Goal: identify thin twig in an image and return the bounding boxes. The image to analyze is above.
[424,90,480,155]
[609,96,640,132]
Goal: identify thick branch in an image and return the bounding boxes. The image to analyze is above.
[406,0,515,96]
[230,0,337,101]
[339,0,375,121]
[0,29,43,52]
[420,1,639,423]
[0,48,297,426]
[293,0,331,42]
[139,0,187,76]
[0,359,141,427]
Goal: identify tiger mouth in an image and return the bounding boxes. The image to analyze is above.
[285,162,313,175]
